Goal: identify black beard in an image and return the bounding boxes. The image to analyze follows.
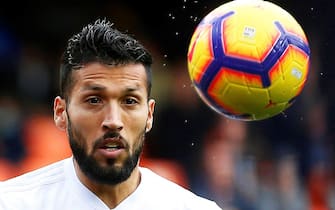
[67,118,145,185]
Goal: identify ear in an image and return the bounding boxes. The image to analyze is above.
[146,99,155,133]
[54,96,67,131]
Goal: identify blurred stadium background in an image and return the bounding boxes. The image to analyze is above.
[0,1,334,209]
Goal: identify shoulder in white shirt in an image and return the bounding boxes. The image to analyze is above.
[0,157,221,210]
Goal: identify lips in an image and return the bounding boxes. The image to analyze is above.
[94,133,128,159]
[101,139,125,151]
[99,137,126,150]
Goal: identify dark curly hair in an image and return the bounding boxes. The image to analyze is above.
[59,18,153,100]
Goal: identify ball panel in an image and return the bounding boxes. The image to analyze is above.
[223,4,281,62]
[276,45,309,96]
[268,45,309,101]
[211,83,290,120]
[188,24,214,83]
[211,67,263,88]
[216,84,270,113]
[193,85,244,119]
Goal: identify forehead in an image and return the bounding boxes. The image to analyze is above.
[71,62,148,93]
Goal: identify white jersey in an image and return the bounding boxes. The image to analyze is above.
[0,157,221,210]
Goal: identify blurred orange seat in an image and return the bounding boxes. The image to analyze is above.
[0,159,20,180]
[19,114,72,174]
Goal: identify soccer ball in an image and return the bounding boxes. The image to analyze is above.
[187,0,310,121]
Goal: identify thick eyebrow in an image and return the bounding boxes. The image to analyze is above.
[124,86,140,93]
[80,84,142,94]
[80,84,106,92]
[122,86,144,98]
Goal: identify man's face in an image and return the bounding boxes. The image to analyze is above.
[54,62,155,185]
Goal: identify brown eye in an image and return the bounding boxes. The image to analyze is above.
[87,97,102,104]
[124,98,138,105]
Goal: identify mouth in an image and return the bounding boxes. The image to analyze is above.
[96,137,127,159]
[102,140,125,151]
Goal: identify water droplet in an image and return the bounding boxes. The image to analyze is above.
[190,15,198,22]
[281,112,288,118]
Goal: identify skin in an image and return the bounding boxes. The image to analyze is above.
[53,62,155,208]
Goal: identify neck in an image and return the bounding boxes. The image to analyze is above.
[73,160,141,209]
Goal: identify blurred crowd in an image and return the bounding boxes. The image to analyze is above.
[1,1,335,210]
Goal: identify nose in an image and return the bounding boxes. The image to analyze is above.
[102,102,123,131]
